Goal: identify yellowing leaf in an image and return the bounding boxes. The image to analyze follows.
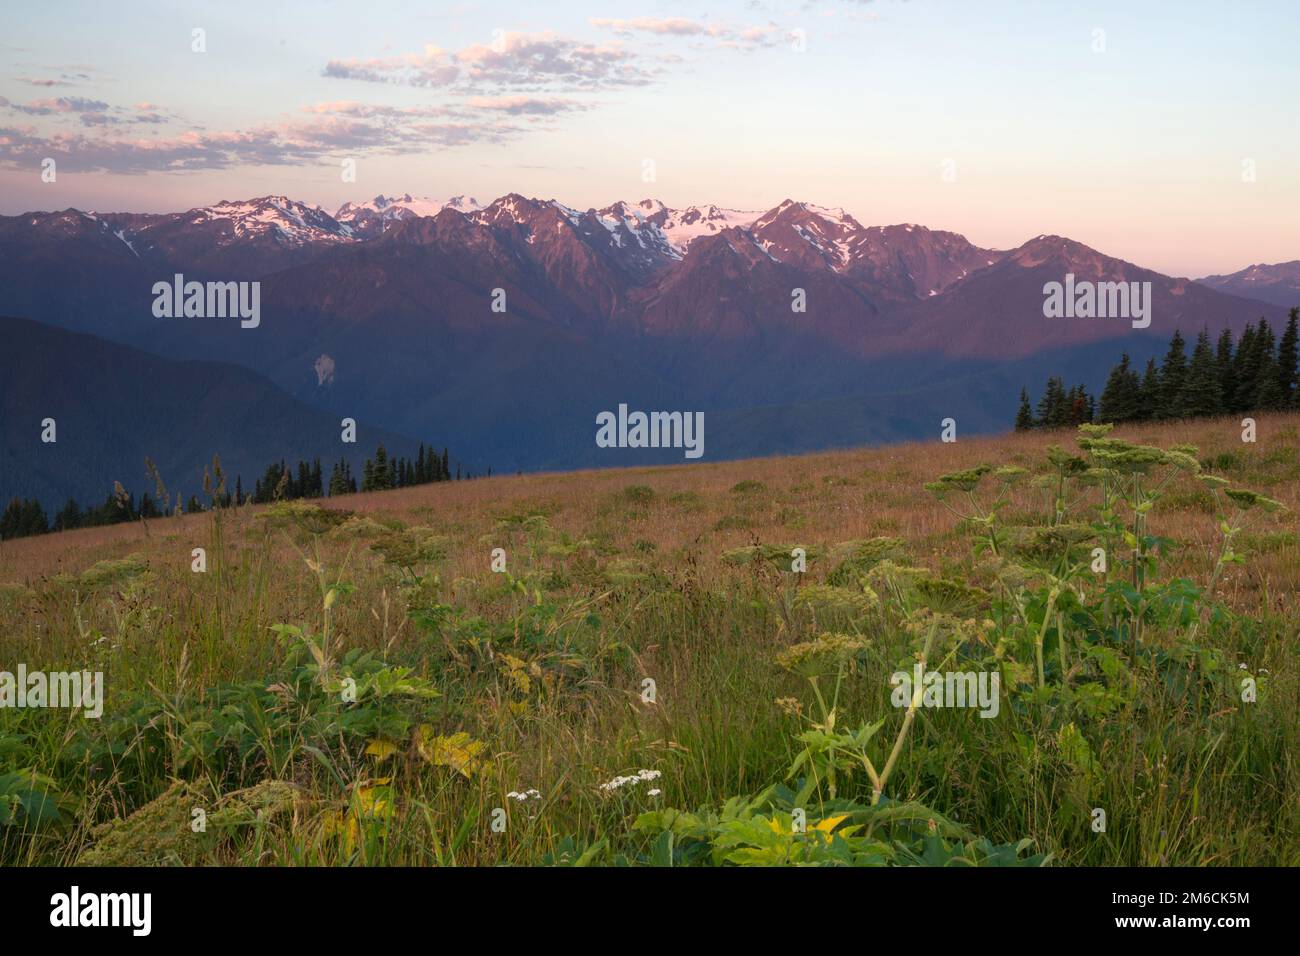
[364,739,400,761]
[355,780,392,817]
[812,814,849,834]
[415,727,486,779]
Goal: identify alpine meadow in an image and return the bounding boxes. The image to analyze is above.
[0,0,1297,929]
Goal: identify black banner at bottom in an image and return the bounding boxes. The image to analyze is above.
[0,865,1277,942]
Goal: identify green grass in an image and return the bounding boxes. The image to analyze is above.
[1,424,1297,866]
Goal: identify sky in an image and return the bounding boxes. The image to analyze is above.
[1,0,1297,277]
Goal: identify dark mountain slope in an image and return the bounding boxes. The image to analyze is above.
[0,316,418,509]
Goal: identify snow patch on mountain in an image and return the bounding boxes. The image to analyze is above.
[189,196,353,245]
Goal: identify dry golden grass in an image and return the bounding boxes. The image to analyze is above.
[4,413,1297,608]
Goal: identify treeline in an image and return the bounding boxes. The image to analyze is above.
[255,443,456,502]
[0,488,202,540]
[1017,309,1299,430]
[1,442,477,541]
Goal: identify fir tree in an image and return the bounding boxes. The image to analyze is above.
[1278,308,1298,407]
[1065,384,1093,425]
[54,498,82,532]
[1015,388,1034,430]
[1099,354,1140,422]
[1182,330,1223,418]
[1,497,23,539]
[1215,329,1236,412]
[1035,376,1067,428]
[1157,330,1189,419]
[372,444,392,490]
[1232,323,1261,412]
[1252,320,1285,409]
[1138,358,1160,420]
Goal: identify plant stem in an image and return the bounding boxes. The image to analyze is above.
[1035,587,1060,690]
[873,621,937,805]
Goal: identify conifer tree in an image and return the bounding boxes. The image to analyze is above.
[1015,387,1034,431]
[54,498,82,532]
[1138,358,1160,420]
[1066,384,1093,425]
[1232,323,1261,412]
[1158,330,1189,419]
[1278,308,1298,407]
[1035,376,1067,427]
[1215,329,1236,412]
[1099,354,1140,422]
[1,497,23,539]
[372,444,392,490]
[1182,330,1223,418]
[1251,320,1285,409]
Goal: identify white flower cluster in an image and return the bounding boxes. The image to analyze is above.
[598,768,662,793]
[506,789,541,802]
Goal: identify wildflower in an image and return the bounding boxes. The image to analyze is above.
[598,769,660,793]
[648,789,662,797]
[792,584,877,624]
[775,633,869,673]
[924,465,992,496]
[775,696,804,717]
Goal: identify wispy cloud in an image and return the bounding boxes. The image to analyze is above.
[465,95,588,115]
[589,16,783,48]
[19,76,73,87]
[0,109,521,174]
[587,17,710,36]
[10,96,109,116]
[325,31,654,91]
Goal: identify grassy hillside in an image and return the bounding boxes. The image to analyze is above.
[1,414,1297,866]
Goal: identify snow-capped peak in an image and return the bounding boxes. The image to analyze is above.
[336,194,482,220]
[333,194,483,237]
[188,195,353,245]
[596,200,760,258]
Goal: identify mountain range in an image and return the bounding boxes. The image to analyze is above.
[1199,260,1300,309]
[0,192,1293,507]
